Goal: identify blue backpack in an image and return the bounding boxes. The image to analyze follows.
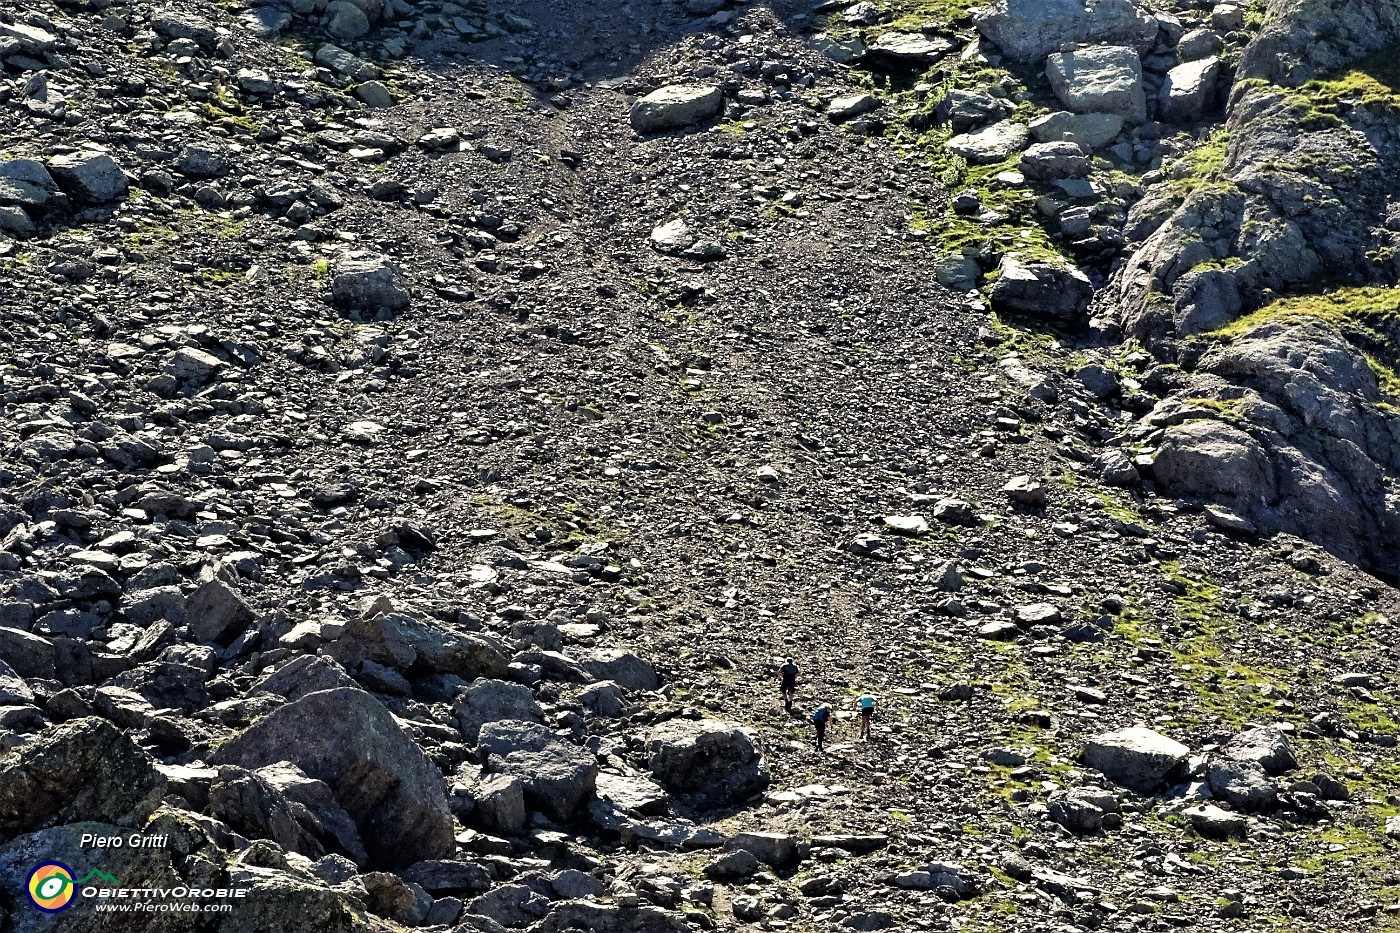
[812,707,829,724]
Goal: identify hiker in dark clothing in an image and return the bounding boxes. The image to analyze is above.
[812,703,835,752]
[779,658,799,712]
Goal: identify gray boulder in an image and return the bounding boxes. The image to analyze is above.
[1177,28,1224,62]
[1049,787,1118,834]
[1082,726,1189,794]
[629,85,723,134]
[213,687,454,868]
[828,93,882,123]
[988,253,1095,325]
[0,159,59,212]
[475,773,528,833]
[867,32,954,64]
[595,770,670,817]
[151,11,219,48]
[1185,803,1247,839]
[401,859,492,896]
[0,21,57,54]
[1222,725,1298,776]
[1,204,35,238]
[256,761,367,864]
[1095,449,1140,486]
[580,649,658,691]
[326,610,509,680]
[467,883,551,928]
[577,681,626,717]
[1159,57,1221,124]
[210,765,325,859]
[975,0,1159,62]
[186,577,254,643]
[1207,759,1278,812]
[0,718,166,832]
[732,831,801,868]
[706,848,759,882]
[935,89,1015,133]
[0,659,33,706]
[315,43,380,82]
[1020,141,1091,180]
[644,719,769,808]
[0,627,56,679]
[330,252,410,313]
[532,901,691,933]
[1047,46,1147,124]
[47,152,128,204]
[251,655,358,701]
[477,721,599,821]
[175,144,231,178]
[453,678,544,744]
[1029,111,1124,150]
[326,0,371,40]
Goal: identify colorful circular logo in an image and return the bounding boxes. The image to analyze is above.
[27,862,75,913]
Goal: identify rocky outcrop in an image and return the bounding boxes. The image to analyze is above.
[1103,0,1400,573]
[0,718,166,832]
[1237,0,1400,87]
[1113,86,1399,343]
[1146,319,1400,569]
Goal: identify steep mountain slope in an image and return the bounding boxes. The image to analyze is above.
[1,1,1400,932]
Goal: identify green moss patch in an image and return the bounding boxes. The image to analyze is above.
[1202,287,1400,398]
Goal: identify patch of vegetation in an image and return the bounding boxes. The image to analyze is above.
[1165,128,1234,197]
[1304,44,1400,111]
[1154,561,1292,727]
[1202,287,1400,398]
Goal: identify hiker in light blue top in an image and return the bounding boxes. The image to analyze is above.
[811,703,834,752]
[855,693,876,741]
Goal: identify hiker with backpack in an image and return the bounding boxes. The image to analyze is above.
[778,658,799,712]
[811,702,835,752]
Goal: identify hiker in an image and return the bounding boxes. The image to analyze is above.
[812,702,834,751]
[855,692,876,740]
[779,658,799,712]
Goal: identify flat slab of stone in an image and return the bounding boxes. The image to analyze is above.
[1082,726,1189,794]
[867,32,955,63]
[946,121,1031,164]
[630,85,723,134]
[1185,803,1246,839]
[1029,111,1124,150]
